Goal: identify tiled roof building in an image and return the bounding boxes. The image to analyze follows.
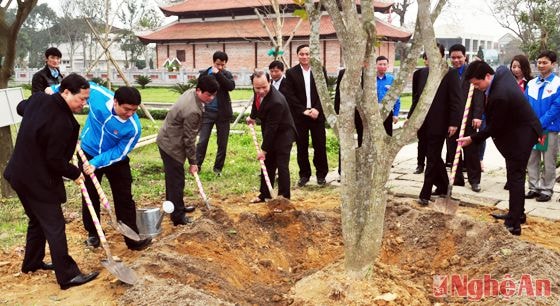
[138,1,411,74]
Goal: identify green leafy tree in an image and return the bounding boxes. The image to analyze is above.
[491,0,560,58]
[8,3,60,68]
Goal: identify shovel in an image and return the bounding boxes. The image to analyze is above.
[76,145,141,241]
[248,123,291,209]
[79,179,138,285]
[193,172,212,210]
[433,84,475,215]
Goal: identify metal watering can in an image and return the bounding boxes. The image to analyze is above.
[136,201,174,239]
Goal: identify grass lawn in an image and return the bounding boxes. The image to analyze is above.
[0,116,340,249]
[138,87,254,103]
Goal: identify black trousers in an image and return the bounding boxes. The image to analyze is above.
[196,111,230,172]
[295,117,329,180]
[16,190,80,285]
[417,125,427,168]
[159,147,188,220]
[259,141,293,199]
[496,132,537,228]
[79,153,140,248]
[449,126,482,185]
[419,135,448,200]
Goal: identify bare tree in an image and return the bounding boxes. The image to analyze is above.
[254,0,303,64]
[490,0,560,58]
[0,0,38,197]
[392,0,416,27]
[303,0,448,276]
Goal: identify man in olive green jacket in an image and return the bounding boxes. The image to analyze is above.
[157,75,219,225]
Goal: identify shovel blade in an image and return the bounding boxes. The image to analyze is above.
[433,197,459,215]
[116,221,142,241]
[101,259,138,285]
[204,199,212,210]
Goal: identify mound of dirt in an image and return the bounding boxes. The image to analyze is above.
[2,193,560,305]
[119,206,343,305]
[289,198,560,305]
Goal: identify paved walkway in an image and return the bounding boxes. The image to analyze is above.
[324,138,560,221]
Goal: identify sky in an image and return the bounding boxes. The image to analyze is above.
[38,0,510,41]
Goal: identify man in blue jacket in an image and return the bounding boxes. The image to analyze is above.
[525,51,560,202]
[78,84,151,250]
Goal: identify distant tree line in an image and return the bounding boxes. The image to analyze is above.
[6,0,163,70]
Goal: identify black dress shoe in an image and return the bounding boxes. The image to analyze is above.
[413,166,424,174]
[317,178,326,186]
[84,236,100,248]
[505,225,521,236]
[128,238,152,251]
[184,205,196,213]
[297,177,309,187]
[453,181,465,187]
[22,262,55,273]
[525,190,540,199]
[60,272,99,290]
[41,262,55,270]
[431,190,446,197]
[536,194,551,202]
[171,214,193,226]
[490,212,508,220]
[490,212,526,224]
[471,183,481,192]
[417,198,429,206]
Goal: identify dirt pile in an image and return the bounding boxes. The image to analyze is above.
[2,194,560,305]
[119,205,343,305]
[289,198,560,305]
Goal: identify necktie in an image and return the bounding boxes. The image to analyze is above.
[255,95,261,111]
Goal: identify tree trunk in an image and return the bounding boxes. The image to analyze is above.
[341,154,392,275]
[0,0,38,197]
[303,0,448,276]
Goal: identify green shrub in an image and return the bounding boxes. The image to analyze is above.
[21,83,32,91]
[170,78,198,94]
[136,75,152,89]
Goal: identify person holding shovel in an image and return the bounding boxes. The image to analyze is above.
[76,85,151,251]
[458,61,542,236]
[3,73,99,289]
[246,70,296,203]
[157,75,219,225]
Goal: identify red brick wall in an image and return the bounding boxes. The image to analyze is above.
[155,40,396,74]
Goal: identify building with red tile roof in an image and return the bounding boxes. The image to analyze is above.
[138,1,411,74]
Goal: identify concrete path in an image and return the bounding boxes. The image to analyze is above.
[324,138,560,221]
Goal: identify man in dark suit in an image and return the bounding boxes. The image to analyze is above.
[458,61,542,235]
[408,53,430,174]
[281,44,328,186]
[196,51,236,176]
[269,60,286,92]
[3,73,99,289]
[447,44,485,192]
[246,71,297,202]
[31,47,63,94]
[414,45,463,205]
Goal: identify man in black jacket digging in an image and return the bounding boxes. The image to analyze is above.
[4,73,99,289]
